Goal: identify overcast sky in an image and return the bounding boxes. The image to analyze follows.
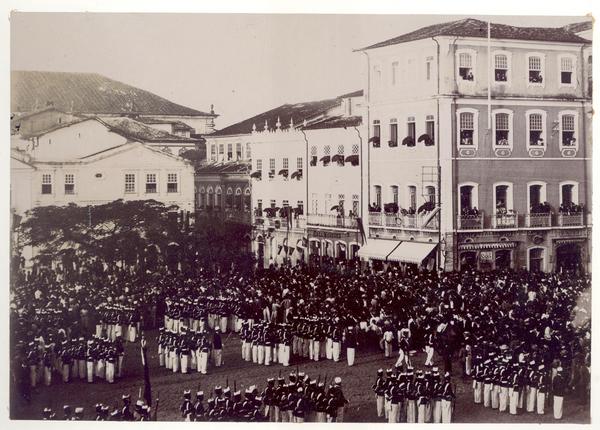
[11,13,589,128]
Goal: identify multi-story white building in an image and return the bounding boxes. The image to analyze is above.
[233,91,365,267]
[357,18,592,273]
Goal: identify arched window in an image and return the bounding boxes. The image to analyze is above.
[226,187,234,209]
[235,187,242,210]
[243,188,251,212]
[198,186,206,208]
[527,53,545,86]
[559,110,579,148]
[215,187,222,208]
[206,186,214,208]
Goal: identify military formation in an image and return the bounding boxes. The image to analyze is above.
[157,326,223,374]
[42,395,154,421]
[240,318,360,367]
[373,366,455,423]
[95,304,141,343]
[24,334,125,387]
[471,349,571,419]
[178,372,348,422]
[12,258,591,422]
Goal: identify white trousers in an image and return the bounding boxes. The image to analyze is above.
[433,400,442,423]
[527,387,537,412]
[347,347,355,366]
[213,349,222,367]
[282,345,290,367]
[376,396,384,417]
[106,362,115,383]
[199,352,208,374]
[553,396,563,420]
[332,342,341,362]
[441,399,452,423]
[425,345,434,366]
[326,338,333,359]
[537,392,546,414]
[264,346,271,366]
[87,361,94,383]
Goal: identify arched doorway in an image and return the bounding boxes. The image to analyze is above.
[555,243,582,273]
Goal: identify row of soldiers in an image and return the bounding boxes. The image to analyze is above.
[157,326,223,374]
[240,318,360,367]
[179,372,348,422]
[372,366,455,423]
[472,352,569,419]
[95,303,141,343]
[25,335,125,387]
[164,296,243,334]
[42,394,153,421]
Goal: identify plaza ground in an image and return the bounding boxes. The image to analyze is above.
[11,329,590,423]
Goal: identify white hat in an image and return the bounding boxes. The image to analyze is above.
[334,377,342,385]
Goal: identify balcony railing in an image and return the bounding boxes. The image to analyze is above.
[369,212,383,226]
[369,212,437,230]
[458,213,484,230]
[558,213,584,227]
[255,215,306,230]
[307,214,358,229]
[492,212,519,229]
[526,212,552,228]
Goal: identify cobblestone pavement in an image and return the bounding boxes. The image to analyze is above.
[11,330,590,422]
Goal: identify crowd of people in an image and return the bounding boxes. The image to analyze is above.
[11,253,591,421]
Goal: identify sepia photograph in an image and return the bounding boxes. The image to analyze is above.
[6,3,594,424]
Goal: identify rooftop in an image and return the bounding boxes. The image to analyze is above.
[211,89,363,136]
[12,70,217,117]
[302,115,363,130]
[100,117,202,143]
[360,18,591,51]
[196,161,251,175]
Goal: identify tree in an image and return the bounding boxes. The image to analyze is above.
[16,199,179,267]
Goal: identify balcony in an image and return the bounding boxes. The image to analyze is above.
[369,212,437,230]
[526,212,552,228]
[256,215,306,230]
[307,214,358,229]
[369,212,383,226]
[458,213,484,230]
[558,213,584,227]
[492,212,518,229]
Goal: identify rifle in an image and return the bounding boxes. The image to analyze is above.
[234,380,237,393]
[226,377,229,389]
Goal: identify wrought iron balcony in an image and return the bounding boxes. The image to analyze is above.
[558,213,584,227]
[526,212,552,228]
[307,214,358,229]
[492,212,518,229]
[458,213,484,230]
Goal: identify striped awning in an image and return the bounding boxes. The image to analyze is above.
[356,239,400,261]
[387,242,437,264]
[458,241,517,250]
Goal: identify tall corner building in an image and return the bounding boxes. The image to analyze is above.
[357,18,592,273]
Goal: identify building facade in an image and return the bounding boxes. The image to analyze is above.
[358,18,592,273]
[246,91,365,267]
